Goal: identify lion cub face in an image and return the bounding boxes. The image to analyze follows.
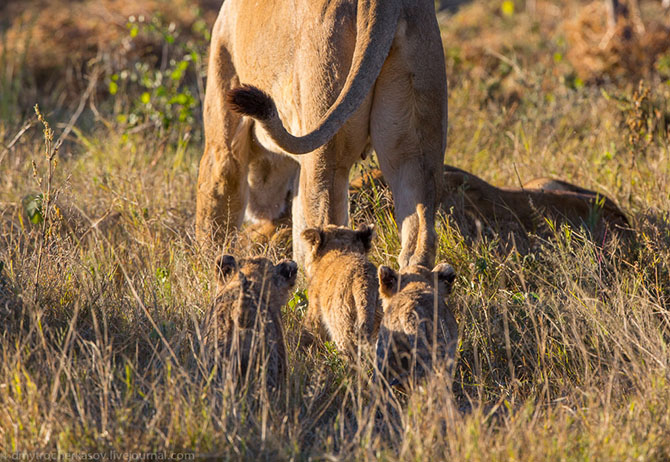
[376,263,458,389]
[300,224,382,354]
[203,255,297,388]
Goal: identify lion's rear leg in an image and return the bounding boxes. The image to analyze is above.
[370,15,447,268]
[292,144,351,266]
[196,136,249,246]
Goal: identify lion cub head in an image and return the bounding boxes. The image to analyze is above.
[376,263,458,390]
[300,224,382,355]
[203,255,297,388]
[302,224,374,275]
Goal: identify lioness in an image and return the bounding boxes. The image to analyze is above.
[301,224,382,355]
[196,0,447,268]
[441,166,630,237]
[520,177,603,195]
[202,255,298,388]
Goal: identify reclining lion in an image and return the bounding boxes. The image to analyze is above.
[350,166,630,245]
[196,0,447,268]
[440,166,630,241]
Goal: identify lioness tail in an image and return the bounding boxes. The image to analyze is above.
[226,0,400,155]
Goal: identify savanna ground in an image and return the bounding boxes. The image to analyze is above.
[2,0,670,459]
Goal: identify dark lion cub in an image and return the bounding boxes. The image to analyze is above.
[202,255,297,388]
[375,206,458,389]
[376,263,458,389]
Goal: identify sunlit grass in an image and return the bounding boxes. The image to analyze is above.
[1,0,670,458]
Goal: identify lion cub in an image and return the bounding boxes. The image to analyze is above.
[301,224,382,355]
[372,204,458,388]
[202,255,297,388]
[376,262,458,389]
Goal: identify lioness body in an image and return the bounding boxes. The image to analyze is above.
[302,225,382,354]
[519,177,599,195]
[202,256,297,388]
[196,0,447,268]
[441,166,629,234]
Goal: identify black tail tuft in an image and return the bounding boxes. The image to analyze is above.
[226,85,275,120]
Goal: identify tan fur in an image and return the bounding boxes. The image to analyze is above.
[375,204,458,388]
[238,218,292,251]
[202,255,297,388]
[376,263,458,389]
[520,177,603,195]
[442,166,630,236]
[350,167,630,242]
[301,225,382,355]
[348,168,385,192]
[196,0,447,269]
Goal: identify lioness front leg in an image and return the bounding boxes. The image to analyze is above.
[370,13,447,268]
[196,28,249,247]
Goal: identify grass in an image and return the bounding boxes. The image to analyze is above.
[2,0,670,458]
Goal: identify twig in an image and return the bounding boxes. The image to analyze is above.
[513,162,525,190]
[485,48,527,82]
[32,105,57,300]
[0,120,34,167]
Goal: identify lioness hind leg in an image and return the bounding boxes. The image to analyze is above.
[370,13,447,268]
[291,145,352,266]
[196,33,248,246]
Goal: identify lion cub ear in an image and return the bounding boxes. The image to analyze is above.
[356,224,375,253]
[378,265,399,298]
[216,254,238,282]
[432,263,456,294]
[301,228,322,252]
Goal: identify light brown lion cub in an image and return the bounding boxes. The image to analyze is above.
[375,262,458,389]
[202,255,297,388]
[301,224,382,355]
[374,204,458,388]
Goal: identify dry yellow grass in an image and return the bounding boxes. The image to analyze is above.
[1,0,670,458]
